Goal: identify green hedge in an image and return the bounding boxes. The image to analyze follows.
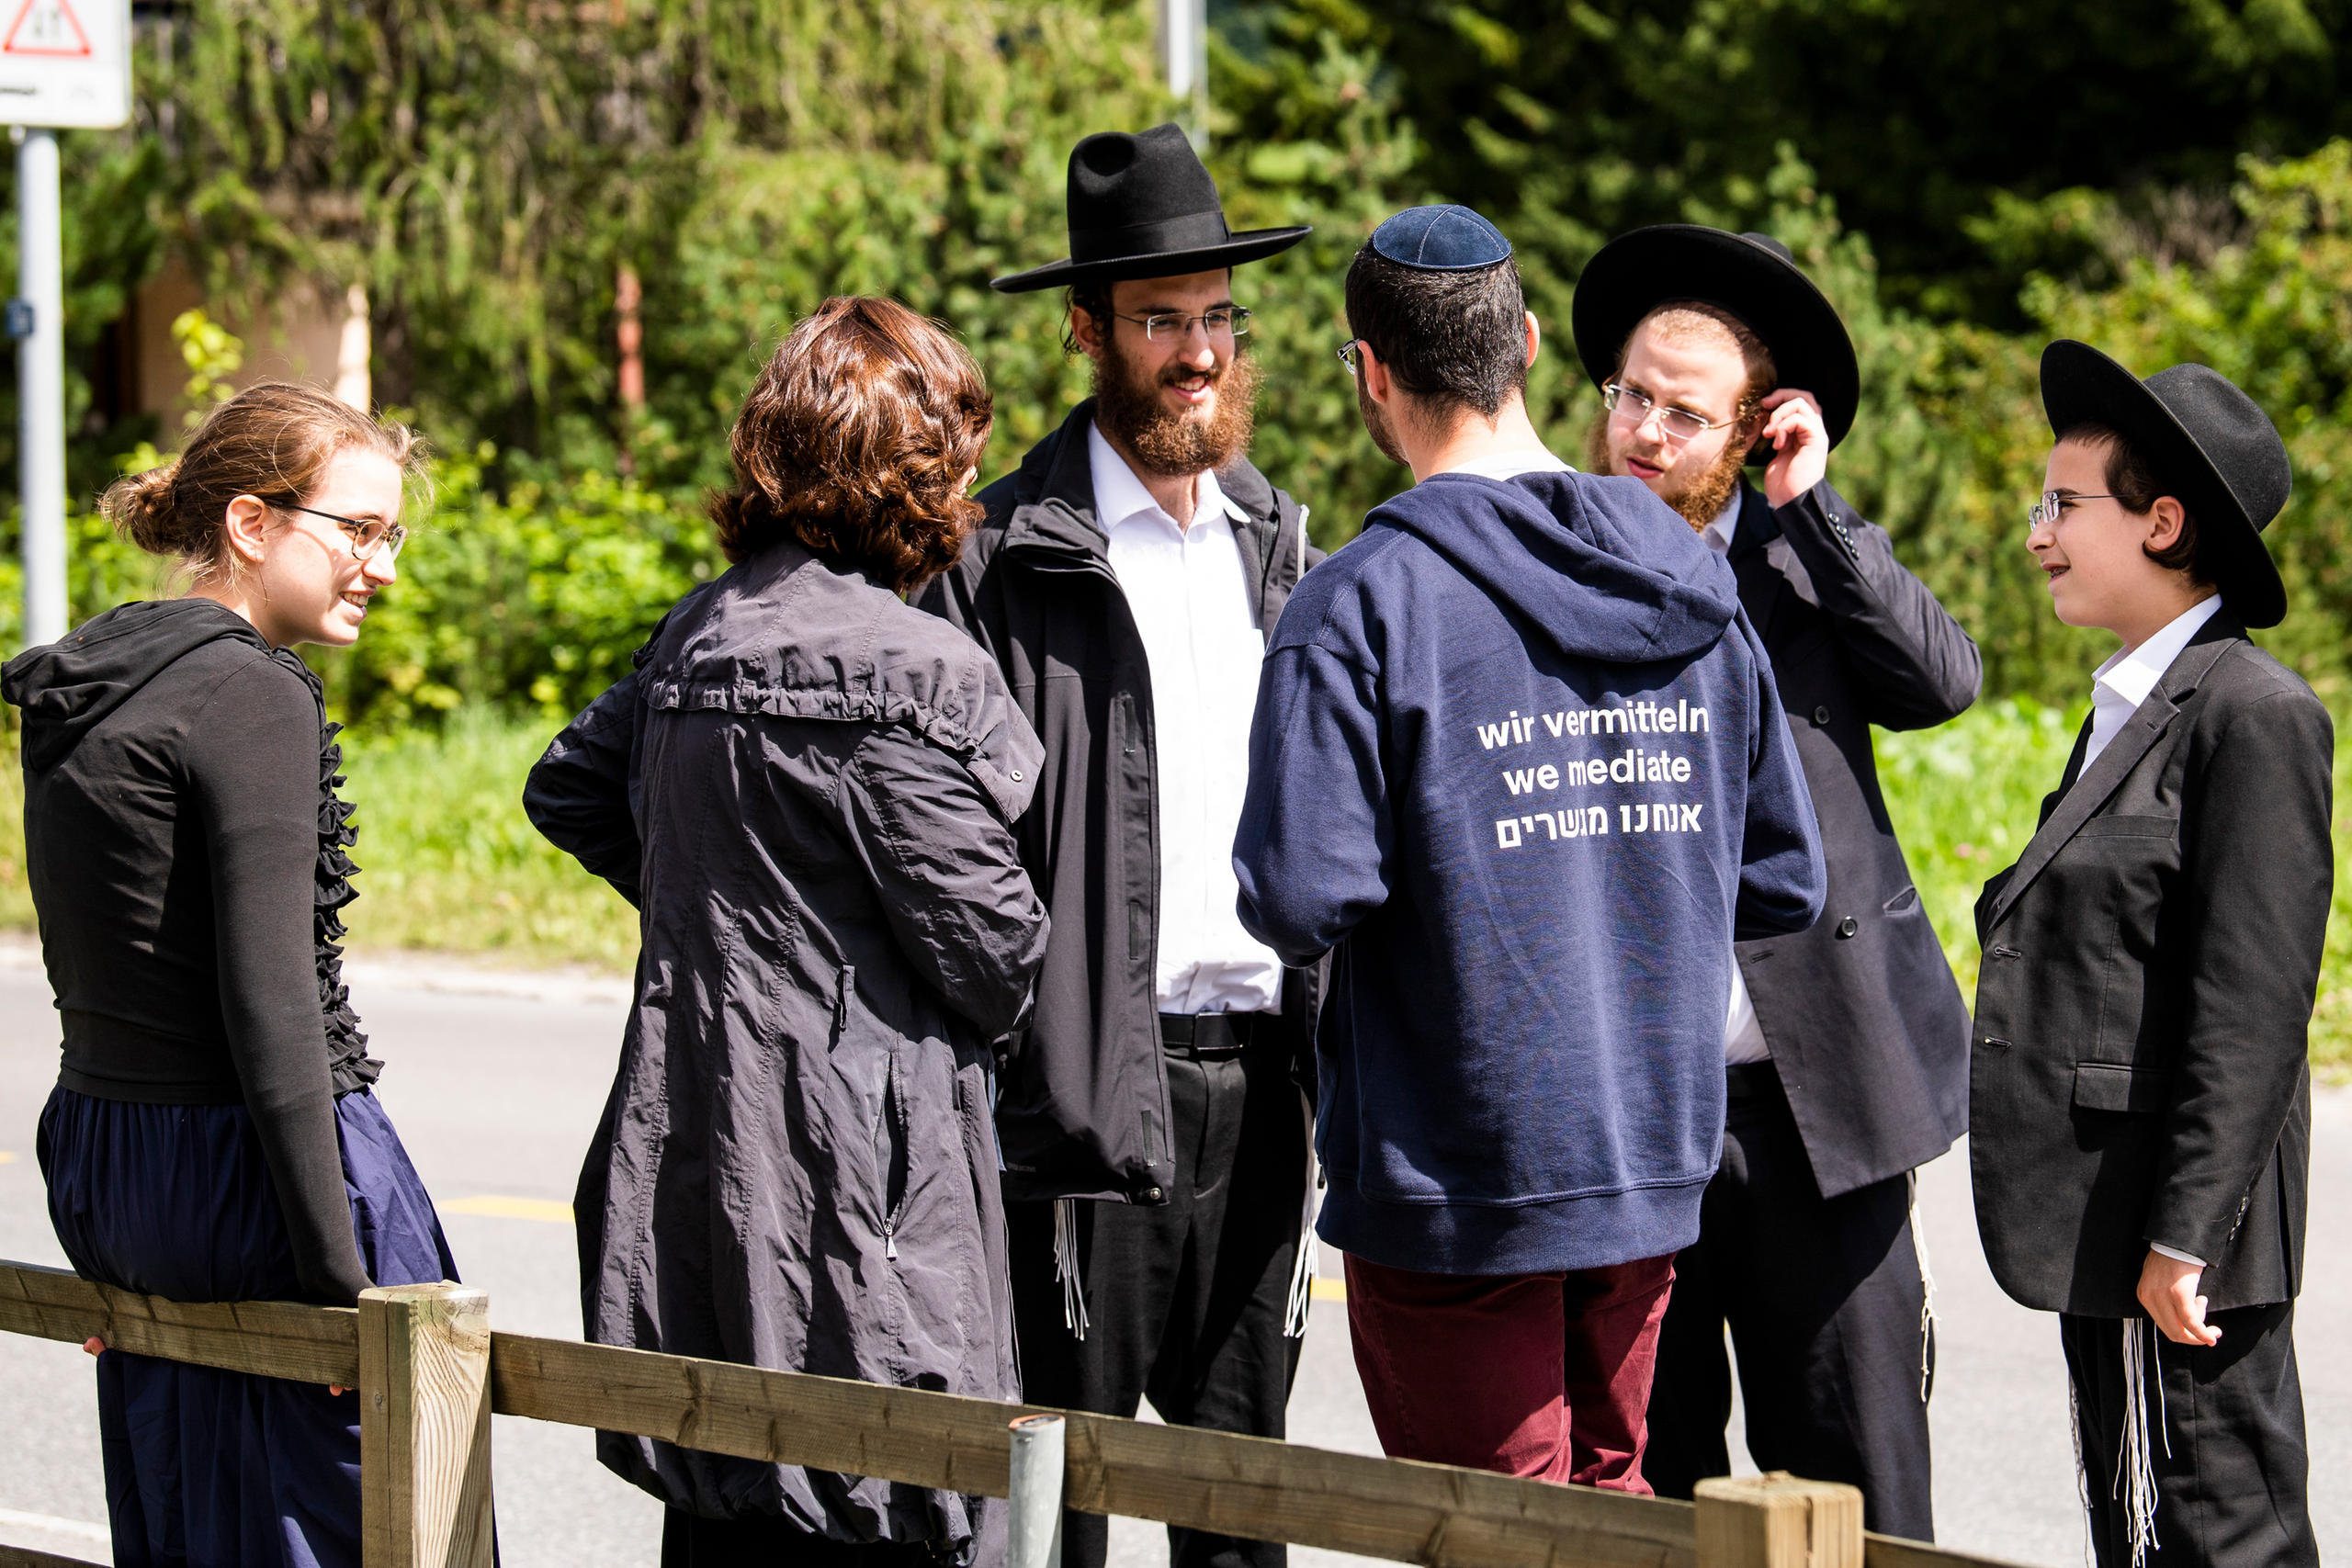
[31,138,2352,728]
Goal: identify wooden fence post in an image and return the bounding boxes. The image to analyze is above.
[359,1282,495,1568]
[1694,1473,1863,1568]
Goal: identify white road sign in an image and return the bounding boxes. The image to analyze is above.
[0,0,130,130]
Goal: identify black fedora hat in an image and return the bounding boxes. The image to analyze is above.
[1570,225,1860,454]
[990,123,1310,293]
[2040,340,2292,627]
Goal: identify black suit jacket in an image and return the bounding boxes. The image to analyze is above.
[1971,617,2329,1317]
[1725,479,1980,1197]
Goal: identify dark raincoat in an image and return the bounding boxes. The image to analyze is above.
[524,539,1049,1560]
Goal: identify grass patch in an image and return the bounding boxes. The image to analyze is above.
[0,702,2346,1068]
[332,712,639,969]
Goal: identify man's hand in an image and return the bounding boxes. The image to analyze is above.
[2137,1248,2222,1347]
[1758,388,1829,508]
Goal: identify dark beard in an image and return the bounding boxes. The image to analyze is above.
[1585,408,1750,529]
[1357,376,1408,467]
[1092,333,1258,477]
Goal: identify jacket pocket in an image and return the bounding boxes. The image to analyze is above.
[2075,815,2178,840]
[2073,1061,2174,1114]
[834,964,910,1261]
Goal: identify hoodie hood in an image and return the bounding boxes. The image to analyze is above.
[2,600,272,773]
[1373,469,1735,665]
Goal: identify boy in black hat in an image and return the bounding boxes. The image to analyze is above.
[1571,226,1981,1539]
[1235,205,1825,1492]
[1973,343,2324,1568]
[914,123,1319,1568]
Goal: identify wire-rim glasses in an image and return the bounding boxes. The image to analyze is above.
[1336,338,1366,374]
[278,501,408,562]
[1602,382,1734,445]
[1111,307,1251,342]
[2027,491,2120,531]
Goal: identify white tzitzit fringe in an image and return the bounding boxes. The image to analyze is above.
[1907,1173,1939,1402]
[2117,1319,2170,1568]
[1053,1197,1090,1340]
[2068,1370,2094,1568]
[1283,1127,1321,1338]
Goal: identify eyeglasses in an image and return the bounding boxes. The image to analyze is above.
[2027,491,2120,531]
[1602,382,1736,445]
[1336,338,1366,374]
[1111,307,1250,342]
[278,502,408,562]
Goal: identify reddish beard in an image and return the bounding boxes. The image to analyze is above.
[1093,333,1259,477]
[1585,409,1751,530]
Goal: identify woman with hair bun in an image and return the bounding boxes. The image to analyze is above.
[2,382,458,1567]
[526,297,1048,1567]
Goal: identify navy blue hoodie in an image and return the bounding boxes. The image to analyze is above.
[1233,469,1825,1275]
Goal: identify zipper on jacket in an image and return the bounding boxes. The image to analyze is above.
[880,1043,910,1261]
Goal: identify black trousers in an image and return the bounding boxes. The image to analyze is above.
[1644,1064,1935,1540]
[659,1509,952,1567]
[1007,1045,1309,1568]
[2060,1303,2315,1568]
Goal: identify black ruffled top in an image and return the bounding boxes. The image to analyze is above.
[316,716,382,1093]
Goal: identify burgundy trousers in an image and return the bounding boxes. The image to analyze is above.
[1343,1250,1677,1490]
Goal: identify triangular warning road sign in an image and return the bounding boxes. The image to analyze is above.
[2,0,94,58]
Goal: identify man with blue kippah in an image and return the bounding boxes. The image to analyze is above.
[1232,205,1826,1492]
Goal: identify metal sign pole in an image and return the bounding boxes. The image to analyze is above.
[18,127,66,648]
[1159,0,1207,150]
[3,0,136,652]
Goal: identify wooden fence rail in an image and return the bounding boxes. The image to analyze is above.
[0,1260,2030,1568]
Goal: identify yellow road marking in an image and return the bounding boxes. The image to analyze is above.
[442,1194,572,1224]
[1310,1276,1345,1302]
[0,1151,17,1165]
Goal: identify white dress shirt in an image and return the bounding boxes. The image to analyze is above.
[1698,492,1773,1066]
[1088,423,1284,1016]
[2079,592,2224,1268]
[2083,593,2225,773]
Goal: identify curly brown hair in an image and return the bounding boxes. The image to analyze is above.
[711,297,993,593]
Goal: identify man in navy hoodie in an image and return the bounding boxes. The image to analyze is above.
[1232,206,1825,1493]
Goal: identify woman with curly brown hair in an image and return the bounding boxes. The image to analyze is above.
[526,297,1048,1568]
[0,383,459,1568]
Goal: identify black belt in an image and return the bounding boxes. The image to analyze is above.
[1159,1011,1280,1059]
[1724,1059,1782,1104]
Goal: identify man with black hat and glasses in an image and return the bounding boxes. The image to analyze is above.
[915,124,1320,1568]
[1973,343,2324,1568]
[1571,227,1981,1538]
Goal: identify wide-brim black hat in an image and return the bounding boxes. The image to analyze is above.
[990,123,1310,293]
[2041,340,2291,627]
[1571,225,1860,454]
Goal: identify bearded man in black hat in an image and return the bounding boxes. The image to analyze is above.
[1571,227,1982,1539]
[915,123,1320,1568]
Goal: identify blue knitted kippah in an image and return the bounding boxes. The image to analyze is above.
[1368,205,1512,271]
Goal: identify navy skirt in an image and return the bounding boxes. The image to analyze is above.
[39,1086,458,1568]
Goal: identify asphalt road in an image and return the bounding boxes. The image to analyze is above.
[0,953,2342,1567]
